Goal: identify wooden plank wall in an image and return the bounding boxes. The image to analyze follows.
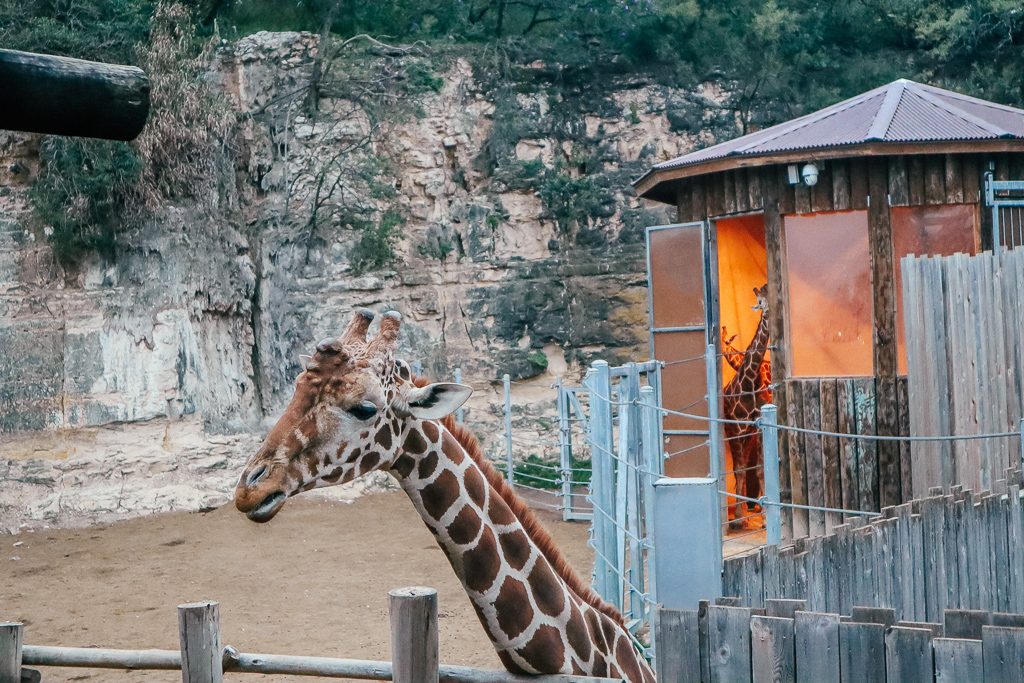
[722,469,1024,623]
[902,247,1024,497]
[674,152,1021,539]
[783,377,912,535]
[658,602,1024,683]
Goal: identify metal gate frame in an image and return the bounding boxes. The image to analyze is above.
[644,221,722,480]
[986,171,1024,250]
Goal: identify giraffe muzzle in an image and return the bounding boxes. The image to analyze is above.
[245,490,287,523]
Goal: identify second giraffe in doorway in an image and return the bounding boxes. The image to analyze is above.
[722,285,771,529]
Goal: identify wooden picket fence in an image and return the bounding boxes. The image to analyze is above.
[722,469,1024,624]
[902,247,1024,498]
[654,600,1024,682]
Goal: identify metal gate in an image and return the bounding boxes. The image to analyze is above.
[645,221,721,479]
[986,172,1024,250]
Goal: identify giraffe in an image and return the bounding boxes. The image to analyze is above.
[722,326,771,406]
[234,309,655,682]
[721,285,771,529]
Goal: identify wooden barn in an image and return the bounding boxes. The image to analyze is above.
[633,79,1024,537]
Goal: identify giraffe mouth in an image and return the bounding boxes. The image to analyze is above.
[246,491,286,523]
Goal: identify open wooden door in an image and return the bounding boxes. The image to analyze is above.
[646,221,720,478]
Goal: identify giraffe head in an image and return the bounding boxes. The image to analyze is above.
[234,309,473,523]
[752,284,768,312]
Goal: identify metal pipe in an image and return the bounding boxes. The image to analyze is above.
[453,367,464,423]
[503,373,514,486]
[705,344,723,481]
[761,404,781,545]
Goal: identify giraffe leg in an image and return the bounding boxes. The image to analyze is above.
[728,435,750,531]
[725,439,742,526]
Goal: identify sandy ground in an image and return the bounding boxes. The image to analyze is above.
[1,490,595,682]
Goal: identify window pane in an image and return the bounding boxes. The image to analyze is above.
[785,210,873,377]
[648,225,706,328]
[893,204,977,374]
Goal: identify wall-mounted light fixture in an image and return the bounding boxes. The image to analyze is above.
[786,162,821,187]
[801,163,819,187]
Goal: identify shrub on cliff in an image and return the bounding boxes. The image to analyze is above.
[25,2,236,264]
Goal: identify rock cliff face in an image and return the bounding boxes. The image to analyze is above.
[0,32,707,531]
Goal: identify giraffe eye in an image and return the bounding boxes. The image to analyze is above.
[347,401,378,421]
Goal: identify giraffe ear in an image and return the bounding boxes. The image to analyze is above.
[404,383,473,420]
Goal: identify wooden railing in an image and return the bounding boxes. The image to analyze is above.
[1,587,623,683]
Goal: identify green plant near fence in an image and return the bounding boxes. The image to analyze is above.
[497,454,591,491]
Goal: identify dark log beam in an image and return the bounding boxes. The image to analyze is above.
[0,49,149,141]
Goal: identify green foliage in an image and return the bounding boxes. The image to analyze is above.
[17,2,234,265]
[526,350,549,370]
[405,61,445,93]
[0,0,153,63]
[350,209,404,273]
[29,138,142,262]
[503,454,591,490]
[536,166,615,235]
[417,223,459,263]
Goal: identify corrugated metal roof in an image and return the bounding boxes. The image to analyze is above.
[635,79,1024,190]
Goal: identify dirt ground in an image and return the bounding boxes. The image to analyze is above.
[1,490,594,682]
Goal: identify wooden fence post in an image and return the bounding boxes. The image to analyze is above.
[389,586,438,683]
[177,602,222,683]
[0,622,23,683]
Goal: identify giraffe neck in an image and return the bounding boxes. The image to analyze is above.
[390,419,654,682]
[739,310,770,383]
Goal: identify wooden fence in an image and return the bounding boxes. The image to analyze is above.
[654,601,1024,682]
[722,469,1024,624]
[902,247,1024,498]
[781,377,912,539]
[2,587,621,683]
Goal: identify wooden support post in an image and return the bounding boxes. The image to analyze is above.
[1,622,23,683]
[0,49,149,140]
[177,602,222,683]
[389,587,439,683]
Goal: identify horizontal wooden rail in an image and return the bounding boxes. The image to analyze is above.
[22,645,622,683]
[23,645,180,670]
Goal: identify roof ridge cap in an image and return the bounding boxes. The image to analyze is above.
[866,80,906,141]
[911,86,1015,138]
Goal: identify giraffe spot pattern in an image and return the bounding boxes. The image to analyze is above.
[464,466,487,509]
[497,529,532,571]
[566,603,592,665]
[440,432,464,464]
[417,451,438,479]
[322,466,344,483]
[404,429,428,455]
[375,424,392,450]
[462,526,501,593]
[391,454,416,478]
[448,505,483,545]
[359,452,381,474]
[615,637,642,683]
[527,559,566,618]
[516,624,565,673]
[494,576,534,640]
[421,469,460,520]
[422,420,439,442]
[487,492,516,525]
